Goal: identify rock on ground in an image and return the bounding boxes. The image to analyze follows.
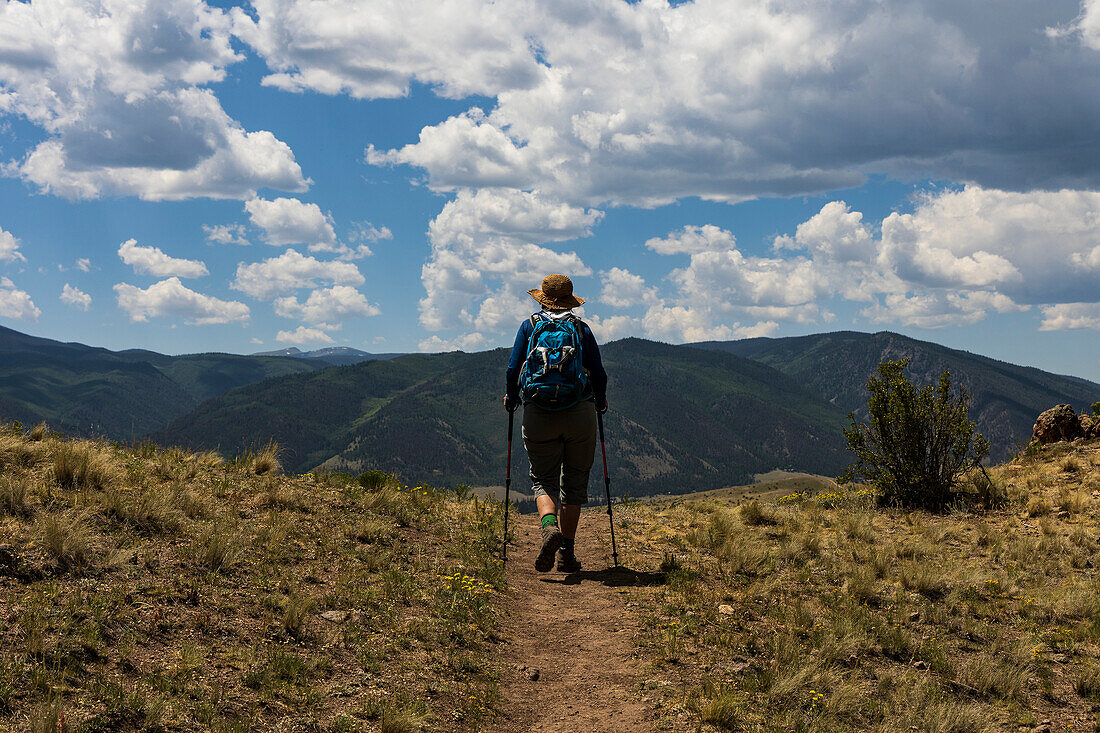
[1032,404,1081,444]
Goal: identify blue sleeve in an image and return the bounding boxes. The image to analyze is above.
[505,319,531,401]
[581,323,607,406]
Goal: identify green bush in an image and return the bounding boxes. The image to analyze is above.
[358,469,394,491]
[839,359,988,511]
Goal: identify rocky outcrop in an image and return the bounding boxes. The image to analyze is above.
[1081,412,1100,440]
[1032,404,1082,444]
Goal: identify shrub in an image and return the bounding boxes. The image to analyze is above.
[358,469,395,491]
[839,359,989,511]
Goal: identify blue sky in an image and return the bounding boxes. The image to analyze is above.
[0,0,1098,381]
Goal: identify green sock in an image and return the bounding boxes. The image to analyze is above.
[541,514,558,528]
[562,537,575,551]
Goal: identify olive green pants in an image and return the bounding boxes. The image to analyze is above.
[521,400,597,506]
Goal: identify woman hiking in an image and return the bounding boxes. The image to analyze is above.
[504,274,608,573]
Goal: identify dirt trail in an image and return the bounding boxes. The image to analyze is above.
[493,514,660,733]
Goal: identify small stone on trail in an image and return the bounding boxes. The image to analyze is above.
[718,604,735,615]
[320,610,347,623]
[527,667,540,681]
[908,612,921,622]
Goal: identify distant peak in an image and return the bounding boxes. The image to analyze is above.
[254,347,304,356]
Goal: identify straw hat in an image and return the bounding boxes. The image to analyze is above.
[528,274,585,310]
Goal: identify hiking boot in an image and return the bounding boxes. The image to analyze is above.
[556,548,582,573]
[535,523,564,572]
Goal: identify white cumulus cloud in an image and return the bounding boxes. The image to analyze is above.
[273,285,380,324]
[418,332,492,353]
[232,249,364,300]
[245,197,337,247]
[114,277,249,325]
[118,239,208,278]
[877,187,1100,304]
[774,201,875,263]
[355,0,1100,204]
[204,223,250,246]
[599,268,660,309]
[0,0,307,200]
[59,283,91,311]
[419,188,596,333]
[1039,302,1100,330]
[0,228,26,263]
[276,325,335,345]
[231,0,543,100]
[861,291,1026,329]
[645,226,737,256]
[0,277,40,321]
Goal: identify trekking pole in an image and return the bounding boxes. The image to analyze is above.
[503,406,515,564]
[597,410,620,568]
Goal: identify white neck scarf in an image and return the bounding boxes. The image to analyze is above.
[540,308,575,320]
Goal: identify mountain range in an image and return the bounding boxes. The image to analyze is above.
[0,325,320,438]
[2,324,1096,495]
[153,339,853,494]
[251,345,402,366]
[691,331,1100,461]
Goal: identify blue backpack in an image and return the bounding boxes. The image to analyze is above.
[518,314,590,410]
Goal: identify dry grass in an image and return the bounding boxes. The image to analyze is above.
[103,484,181,533]
[191,520,242,571]
[1026,495,1052,517]
[33,510,98,570]
[739,499,775,526]
[613,439,1100,732]
[0,428,505,731]
[379,706,430,733]
[0,474,32,516]
[52,440,120,491]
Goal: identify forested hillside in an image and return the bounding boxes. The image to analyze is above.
[0,325,320,438]
[154,339,852,495]
[692,331,1100,460]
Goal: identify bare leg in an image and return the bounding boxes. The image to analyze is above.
[560,503,581,539]
[537,495,558,521]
